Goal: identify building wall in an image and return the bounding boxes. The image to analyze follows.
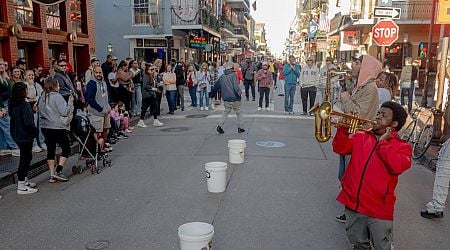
[0,0,96,74]
[94,0,173,62]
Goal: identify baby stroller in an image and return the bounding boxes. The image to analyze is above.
[70,110,112,174]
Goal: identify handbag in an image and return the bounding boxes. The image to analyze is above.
[198,81,207,89]
[400,81,412,89]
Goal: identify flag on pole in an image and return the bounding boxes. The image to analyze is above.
[318,13,330,32]
[252,1,257,11]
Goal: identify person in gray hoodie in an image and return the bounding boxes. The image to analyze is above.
[86,66,111,150]
[211,62,245,134]
[54,59,76,101]
[39,77,74,183]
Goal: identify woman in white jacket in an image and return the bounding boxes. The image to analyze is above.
[196,63,211,110]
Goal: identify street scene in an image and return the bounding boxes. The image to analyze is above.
[1,0,450,249]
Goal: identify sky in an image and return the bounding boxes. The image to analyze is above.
[251,0,297,57]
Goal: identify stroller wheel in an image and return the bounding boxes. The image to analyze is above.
[103,159,112,168]
[72,166,77,175]
[77,165,83,174]
[91,164,96,174]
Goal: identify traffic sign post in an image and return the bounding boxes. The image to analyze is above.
[371,19,399,47]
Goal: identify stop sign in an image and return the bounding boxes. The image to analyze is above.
[371,19,399,46]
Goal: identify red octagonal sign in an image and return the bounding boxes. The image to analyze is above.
[372,19,399,47]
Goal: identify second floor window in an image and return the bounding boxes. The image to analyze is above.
[14,0,34,26]
[70,0,83,33]
[46,4,61,29]
[133,0,149,25]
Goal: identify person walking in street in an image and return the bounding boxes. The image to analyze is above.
[86,66,111,151]
[197,63,211,111]
[242,57,257,101]
[335,55,381,223]
[163,64,177,115]
[300,57,320,116]
[54,59,77,102]
[137,64,164,128]
[9,82,38,194]
[212,62,245,134]
[399,57,417,114]
[174,60,186,111]
[256,61,273,111]
[186,64,198,108]
[39,78,74,183]
[209,62,220,109]
[333,101,411,250]
[283,55,300,114]
[0,58,20,157]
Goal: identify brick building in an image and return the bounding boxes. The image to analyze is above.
[0,0,96,75]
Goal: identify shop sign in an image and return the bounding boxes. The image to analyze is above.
[189,36,207,49]
[32,0,67,5]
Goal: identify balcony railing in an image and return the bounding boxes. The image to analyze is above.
[221,16,235,33]
[392,1,432,21]
[234,27,249,38]
[171,5,220,32]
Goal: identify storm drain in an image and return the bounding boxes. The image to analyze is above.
[85,240,110,250]
[256,141,286,148]
[160,127,190,132]
[186,114,208,119]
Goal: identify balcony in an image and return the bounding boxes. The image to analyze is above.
[392,1,432,23]
[221,16,235,36]
[234,25,249,40]
[225,0,250,10]
[171,5,220,34]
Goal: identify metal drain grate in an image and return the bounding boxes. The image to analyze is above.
[85,240,110,250]
[186,114,208,119]
[160,127,190,132]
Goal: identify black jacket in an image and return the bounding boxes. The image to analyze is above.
[174,63,185,86]
[9,102,36,143]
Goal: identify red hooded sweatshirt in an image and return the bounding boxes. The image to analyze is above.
[333,127,412,220]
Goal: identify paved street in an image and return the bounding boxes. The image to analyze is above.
[0,89,449,250]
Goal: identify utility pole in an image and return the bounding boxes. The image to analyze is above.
[422,0,438,107]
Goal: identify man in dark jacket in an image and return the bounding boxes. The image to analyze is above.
[101,55,114,83]
[54,59,76,101]
[174,61,186,111]
[212,61,245,134]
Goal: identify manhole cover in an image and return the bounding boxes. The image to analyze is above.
[85,240,110,250]
[186,114,208,119]
[160,127,190,132]
[256,141,286,148]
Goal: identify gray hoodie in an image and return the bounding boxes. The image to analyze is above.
[39,92,74,130]
[212,69,241,102]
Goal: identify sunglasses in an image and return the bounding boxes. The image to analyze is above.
[59,64,67,67]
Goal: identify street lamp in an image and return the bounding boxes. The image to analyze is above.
[107,43,113,53]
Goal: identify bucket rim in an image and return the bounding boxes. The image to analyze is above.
[178,222,214,237]
[227,139,246,143]
[205,162,228,170]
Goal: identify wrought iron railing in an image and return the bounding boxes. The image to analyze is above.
[221,16,235,33]
[171,5,220,32]
[392,1,432,20]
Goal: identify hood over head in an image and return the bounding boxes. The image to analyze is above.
[355,55,382,91]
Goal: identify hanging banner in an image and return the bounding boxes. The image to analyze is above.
[32,0,67,5]
[308,21,318,39]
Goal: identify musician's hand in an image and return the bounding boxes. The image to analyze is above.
[341,92,350,99]
[380,127,393,141]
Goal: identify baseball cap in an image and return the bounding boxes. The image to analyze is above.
[16,58,26,66]
[112,56,118,60]
[90,58,99,64]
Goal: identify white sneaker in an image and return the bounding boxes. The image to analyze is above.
[11,149,20,157]
[17,187,38,195]
[137,120,147,128]
[32,145,43,153]
[257,107,262,111]
[266,107,272,111]
[210,104,215,110]
[205,107,209,111]
[0,149,11,156]
[125,129,133,133]
[200,107,204,111]
[153,119,164,127]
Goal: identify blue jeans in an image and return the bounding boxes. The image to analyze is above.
[166,90,177,112]
[338,155,347,180]
[0,115,19,150]
[284,84,296,112]
[189,86,197,107]
[132,85,143,115]
[198,89,209,108]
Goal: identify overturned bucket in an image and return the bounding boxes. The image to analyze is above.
[205,162,227,193]
[178,222,214,250]
[228,139,246,164]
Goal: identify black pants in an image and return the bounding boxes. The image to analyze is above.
[244,79,255,99]
[41,128,71,160]
[16,141,33,181]
[118,86,132,111]
[401,87,413,113]
[300,86,317,113]
[156,91,162,116]
[259,87,270,108]
[140,96,158,120]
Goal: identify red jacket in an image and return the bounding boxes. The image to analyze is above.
[333,127,412,220]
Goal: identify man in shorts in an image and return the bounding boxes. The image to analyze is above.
[86,66,111,151]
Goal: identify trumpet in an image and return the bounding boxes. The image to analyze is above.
[310,71,377,143]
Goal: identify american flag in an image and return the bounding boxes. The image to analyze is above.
[318,13,330,32]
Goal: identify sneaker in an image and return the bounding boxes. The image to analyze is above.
[49,176,57,183]
[153,119,164,127]
[335,214,346,223]
[309,112,314,116]
[216,126,224,134]
[420,209,444,219]
[265,107,272,111]
[284,111,289,114]
[200,107,204,111]
[302,112,307,116]
[32,145,43,153]
[117,134,128,139]
[205,107,209,111]
[0,149,12,156]
[11,149,20,157]
[25,178,36,188]
[40,144,47,151]
[129,126,135,130]
[137,120,147,128]
[210,104,215,110]
[270,100,275,103]
[17,187,38,195]
[52,172,69,182]
[257,107,262,111]
[238,128,246,133]
[125,129,133,133]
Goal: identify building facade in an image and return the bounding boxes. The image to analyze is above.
[0,0,96,74]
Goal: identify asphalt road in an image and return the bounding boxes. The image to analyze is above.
[0,89,448,250]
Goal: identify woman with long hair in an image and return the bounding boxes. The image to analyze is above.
[197,63,211,110]
[163,64,177,115]
[24,70,45,153]
[9,82,38,194]
[137,64,164,127]
[116,60,133,111]
[38,78,74,183]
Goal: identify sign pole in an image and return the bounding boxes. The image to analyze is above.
[422,0,438,107]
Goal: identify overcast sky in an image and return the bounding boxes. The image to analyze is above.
[251,0,297,57]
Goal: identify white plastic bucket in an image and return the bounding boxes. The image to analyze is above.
[205,162,228,193]
[178,222,214,250]
[228,139,246,164]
